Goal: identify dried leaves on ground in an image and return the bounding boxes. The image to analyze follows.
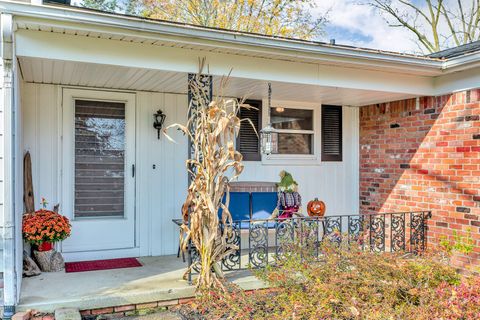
[175,240,480,320]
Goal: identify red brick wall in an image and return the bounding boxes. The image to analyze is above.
[360,89,480,266]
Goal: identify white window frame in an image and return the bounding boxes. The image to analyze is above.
[261,99,321,165]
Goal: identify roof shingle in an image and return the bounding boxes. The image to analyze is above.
[428,40,480,59]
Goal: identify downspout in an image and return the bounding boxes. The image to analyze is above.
[1,13,17,319]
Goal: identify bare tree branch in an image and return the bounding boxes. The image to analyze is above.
[368,0,480,53]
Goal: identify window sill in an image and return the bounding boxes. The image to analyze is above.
[261,154,321,166]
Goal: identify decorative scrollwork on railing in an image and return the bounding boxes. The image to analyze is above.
[181,211,431,278]
[348,215,364,244]
[222,222,241,271]
[391,214,406,252]
[275,219,294,260]
[410,212,425,253]
[249,222,268,268]
[324,216,342,244]
[369,215,385,252]
[189,245,201,273]
[302,219,320,257]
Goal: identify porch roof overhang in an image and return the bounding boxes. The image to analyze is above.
[2,1,445,74]
[3,1,480,104]
[18,57,418,106]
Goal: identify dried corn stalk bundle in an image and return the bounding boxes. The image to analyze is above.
[165,64,256,290]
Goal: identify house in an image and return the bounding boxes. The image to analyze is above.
[0,0,478,317]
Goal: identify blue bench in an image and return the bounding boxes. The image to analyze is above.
[221,191,278,228]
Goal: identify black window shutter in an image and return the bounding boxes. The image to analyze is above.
[237,100,262,161]
[321,105,342,161]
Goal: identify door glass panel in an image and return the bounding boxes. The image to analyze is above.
[74,100,126,218]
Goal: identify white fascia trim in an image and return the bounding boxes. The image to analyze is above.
[0,1,446,74]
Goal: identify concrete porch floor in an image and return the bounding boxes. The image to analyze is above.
[18,254,268,312]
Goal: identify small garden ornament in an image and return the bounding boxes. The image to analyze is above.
[22,198,71,272]
[273,171,303,219]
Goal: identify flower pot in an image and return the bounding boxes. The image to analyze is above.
[37,241,53,252]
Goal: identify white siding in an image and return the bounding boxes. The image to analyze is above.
[22,84,189,256]
[22,83,60,209]
[21,84,359,257]
[136,92,188,256]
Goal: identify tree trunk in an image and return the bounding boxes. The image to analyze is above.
[34,249,65,272]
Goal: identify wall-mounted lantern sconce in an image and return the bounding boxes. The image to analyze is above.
[153,109,166,139]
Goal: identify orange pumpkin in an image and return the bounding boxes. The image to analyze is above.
[307,198,326,217]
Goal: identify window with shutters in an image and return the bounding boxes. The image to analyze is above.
[237,100,262,161]
[74,100,126,218]
[261,100,320,164]
[321,105,343,162]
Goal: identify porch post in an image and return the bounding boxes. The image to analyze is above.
[186,72,212,180]
[184,73,212,277]
[1,13,17,319]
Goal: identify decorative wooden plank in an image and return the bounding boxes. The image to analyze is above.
[24,151,35,213]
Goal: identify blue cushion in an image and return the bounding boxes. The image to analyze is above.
[221,192,251,222]
[251,192,278,221]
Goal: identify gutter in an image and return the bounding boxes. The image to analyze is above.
[0,1,446,75]
[1,12,16,319]
[441,51,480,72]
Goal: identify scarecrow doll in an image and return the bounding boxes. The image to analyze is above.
[274,170,303,219]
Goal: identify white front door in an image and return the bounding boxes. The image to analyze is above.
[61,88,137,261]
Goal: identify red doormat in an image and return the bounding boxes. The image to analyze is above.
[65,257,142,273]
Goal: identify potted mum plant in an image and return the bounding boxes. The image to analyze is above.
[22,198,71,251]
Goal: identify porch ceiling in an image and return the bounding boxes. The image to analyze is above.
[19,57,415,106]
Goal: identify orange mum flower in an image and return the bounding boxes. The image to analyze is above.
[22,208,71,245]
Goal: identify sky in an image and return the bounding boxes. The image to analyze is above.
[314,0,420,53]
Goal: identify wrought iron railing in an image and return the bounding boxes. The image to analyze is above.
[174,211,431,283]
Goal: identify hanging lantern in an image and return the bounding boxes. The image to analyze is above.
[260,83,278,155]
[260,123,278,155]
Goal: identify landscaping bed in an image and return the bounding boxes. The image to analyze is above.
[172,241,480,319]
